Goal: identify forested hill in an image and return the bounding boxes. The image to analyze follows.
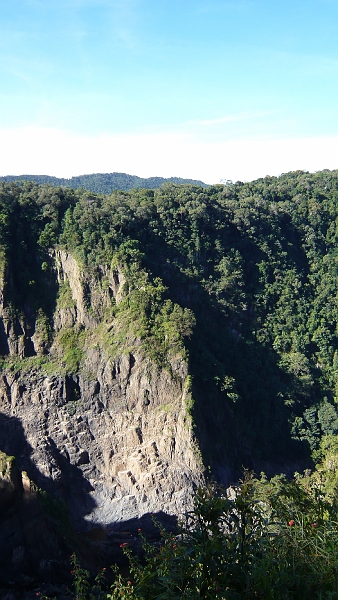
[0,168,338,475]
[0,172,207,193]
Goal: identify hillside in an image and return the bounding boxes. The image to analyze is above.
[0,172,208,193]
[0,169,338,585]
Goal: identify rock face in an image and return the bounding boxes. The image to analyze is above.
[0,251,204,535]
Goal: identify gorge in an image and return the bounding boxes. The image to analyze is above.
[0,169,338,590]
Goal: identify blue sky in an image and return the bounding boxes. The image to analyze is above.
[1,0,338,182]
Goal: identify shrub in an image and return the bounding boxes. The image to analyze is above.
[65,470,338,599]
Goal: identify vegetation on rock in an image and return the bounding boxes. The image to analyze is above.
[1,169,338,595]
[0,170,338,471]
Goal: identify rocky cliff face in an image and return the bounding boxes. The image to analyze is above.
[0,251,204,536]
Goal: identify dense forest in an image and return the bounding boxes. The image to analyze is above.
[0,172,207,194]
[1,169,338,597]
[0,168,337,475]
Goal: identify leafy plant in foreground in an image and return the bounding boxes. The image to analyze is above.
[64,469,338,599]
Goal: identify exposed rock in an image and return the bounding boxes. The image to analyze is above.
[0,251,204,540]
[0,347,202,529]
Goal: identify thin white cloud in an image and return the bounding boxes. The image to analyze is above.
[0,127,337,184]
[191,111,279,127]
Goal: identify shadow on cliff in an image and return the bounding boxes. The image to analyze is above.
[0,412,96,528]
[0,412,179,591]
[144,231,312,485]
[0,412,98,589]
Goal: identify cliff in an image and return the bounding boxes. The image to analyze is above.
[0,248,204,587]
[1,172,338,587]
[0,250,203,524]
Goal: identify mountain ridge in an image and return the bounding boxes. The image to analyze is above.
[0,172,208,194]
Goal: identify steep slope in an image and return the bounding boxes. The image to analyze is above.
[0,170,337,551]
[0,250,202,530]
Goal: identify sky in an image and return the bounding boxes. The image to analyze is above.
[0,0,338,183]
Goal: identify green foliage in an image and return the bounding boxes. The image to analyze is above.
[110,271,195,367]
[311,435,338,502]
[70,553,91,600]
[57,279,76,309]
[0,451,15,478]
[63,468,338,599]
[2,170,338,468]
[0,173,207,193]
[0,181,74,354]
[57,327,86,373]
[4,172,338,597]
[0,354,61,377]
[292,398,338,451]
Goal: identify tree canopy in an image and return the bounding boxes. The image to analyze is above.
[0,169,338,473]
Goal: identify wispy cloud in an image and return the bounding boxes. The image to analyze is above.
[0,52,53,86]
[190,110,279,127]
